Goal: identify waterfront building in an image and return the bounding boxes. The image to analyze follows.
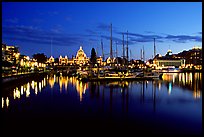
[175,46,202,69]
[73,46,89,65]
[153,50,185,69]
[58,46,103,66]
[59,55,69,65]
[2,43,20,65]
[47,56,55,65]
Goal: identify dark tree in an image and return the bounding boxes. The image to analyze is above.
[54,58,59,63]
[90,48,97,66]
[33,53,47,63]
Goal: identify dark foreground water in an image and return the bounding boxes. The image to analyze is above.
[2,73,202,136]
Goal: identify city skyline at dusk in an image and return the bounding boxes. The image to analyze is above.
[2,2,202,60]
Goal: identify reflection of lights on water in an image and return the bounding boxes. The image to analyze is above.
[182,73,185,84]
[158,82,161,91]
[189,73,192,84]
[31,81,35,89]
[65,76,68,91]
[44,78,46,87]
[54,75,56,83]
[2,97,4,108]
[179,73,182,82]
[47,75,49,80]
[49,76,55,89]
[42,80,44,88]
[6,97,9,108]
[168,83,172,95]
[172,75,175,84]
[39,82,42,92]
[121,89,123,93]
[2,97,9,109]
[26,82,30,97]
[59,77,62,92]
[35,85,38,95]
[14,88,20,99]
[76,80,88,102]
[83,84,87,94]
[21,86,24,95]
[80,82,83,88]
[193,90,201,99]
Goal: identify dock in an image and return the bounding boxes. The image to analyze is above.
[80,76,158,82]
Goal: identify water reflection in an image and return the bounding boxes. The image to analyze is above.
[2,73,202,109]
[76,80,88,102]
[162,73,202,99]
[2,73,202,135]
[6,97,9,108]
[2,97,9,109]
[2,76,49,109]
[2,97,4,108]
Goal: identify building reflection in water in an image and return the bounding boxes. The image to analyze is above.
[3,75,57,109]
[39,82,42,92]
[26,82,30,97]
[2,97,4,108]
[3,73,202,110]
[6,97,9,108]
[59,76,69,92]
[13,87,20,99]
[76,79,88,102]
[162,73,202,99]
[49,75,56,89]
[2,97,10,109]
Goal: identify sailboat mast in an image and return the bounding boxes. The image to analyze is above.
[101,39,104,61]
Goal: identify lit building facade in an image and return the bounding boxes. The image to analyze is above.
[58,46,102,66]
[2,43,20,64]
[153,50,185,69]
[175,46,202,69]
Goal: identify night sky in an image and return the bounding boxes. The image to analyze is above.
[2,2,202,60]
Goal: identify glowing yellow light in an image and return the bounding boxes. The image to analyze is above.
[42,80,44,88]
[54,75,56,83]
[6,97,9,108]
[59,78,62,92]
[26,56,30,60]
[65,76,68,91]
[39,82,41,92]
[31,80,35,89]
[44,78,46,86]
[16,88,20,98]
[172,74,175,84]
[35,85,38,95]
[21,86,24,95]
[26,83,30,97]
[13,89,16,99]
[2,97,4,108]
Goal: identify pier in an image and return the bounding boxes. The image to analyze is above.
[2,71,49,87]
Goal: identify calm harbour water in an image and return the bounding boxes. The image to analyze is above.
[2,73,202,136]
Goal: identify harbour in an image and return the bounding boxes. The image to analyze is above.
[2,2,202,136]
[2,72,202,136]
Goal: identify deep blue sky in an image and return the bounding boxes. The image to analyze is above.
[2,2,202,60]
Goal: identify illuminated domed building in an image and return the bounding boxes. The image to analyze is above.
[73,46,89,65]
[56,46,103,66]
